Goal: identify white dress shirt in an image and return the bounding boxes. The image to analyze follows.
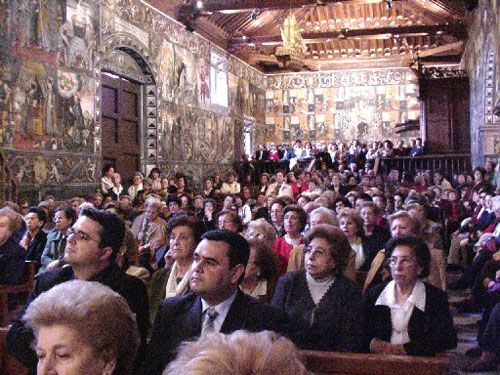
[201,291,238,333]
[375,279,426,345]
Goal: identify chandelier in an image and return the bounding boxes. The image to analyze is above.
[275,12,305,70]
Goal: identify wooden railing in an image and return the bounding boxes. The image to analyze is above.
[299,350,450,375]
[383,153,472,177]
[236,153,472,184]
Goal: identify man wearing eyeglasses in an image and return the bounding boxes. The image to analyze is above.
[7,208,150,374]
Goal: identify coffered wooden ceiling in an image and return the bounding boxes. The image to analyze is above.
[145,0,470,72]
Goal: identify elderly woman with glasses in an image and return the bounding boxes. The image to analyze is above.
[364,235,457,356]
[272,224,364,352]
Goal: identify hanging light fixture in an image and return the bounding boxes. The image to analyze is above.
[275,2,305,69]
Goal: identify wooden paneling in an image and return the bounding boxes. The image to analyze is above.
[155,0,468,71]
[420,77,470,154]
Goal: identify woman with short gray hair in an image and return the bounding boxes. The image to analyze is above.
[23,279,140,375]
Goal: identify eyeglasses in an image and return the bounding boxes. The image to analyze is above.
[53,216,66,222]
[67,228,100,243]
[387,256,416,268]
[304,246,330,258]
[169,234,192,242]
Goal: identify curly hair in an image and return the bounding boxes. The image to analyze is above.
[304,224,352,275]
[164,330,307,375]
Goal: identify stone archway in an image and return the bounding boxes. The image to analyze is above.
[96,33,159,176]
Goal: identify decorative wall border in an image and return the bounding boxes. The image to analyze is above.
[264,68,416,90]
[484,48,497,126]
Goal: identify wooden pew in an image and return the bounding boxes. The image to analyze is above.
[0,261,37,326]
[299,350,450,375]
[0,261,35,375]
[0,327,29,375]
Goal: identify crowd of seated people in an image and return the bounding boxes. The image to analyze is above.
[1,152,499,374]
[249,138,426,170]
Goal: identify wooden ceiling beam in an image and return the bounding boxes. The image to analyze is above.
[227,23,466,47]
[178,0,405,15]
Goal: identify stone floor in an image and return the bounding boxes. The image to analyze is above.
[447,274,499,375]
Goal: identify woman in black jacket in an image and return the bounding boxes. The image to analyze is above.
[364,235,457,356]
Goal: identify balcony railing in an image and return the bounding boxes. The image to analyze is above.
[236,153,472,184]
[383,153,472,177]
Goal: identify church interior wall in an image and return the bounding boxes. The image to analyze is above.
[0,0,266,200]
[462,0,500,166]
[0,0,497,201]
[262,69,420,146]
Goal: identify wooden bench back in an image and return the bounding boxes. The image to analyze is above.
[0,327,29,375]
[299,350,450,375]
[0,261,37,326]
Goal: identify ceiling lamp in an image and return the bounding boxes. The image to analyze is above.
[275,12,306,69]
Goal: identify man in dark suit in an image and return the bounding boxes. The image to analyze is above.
[143,229,289,375]
[7,208,149,374]
[22,206,48,271]
[253,143,269,161]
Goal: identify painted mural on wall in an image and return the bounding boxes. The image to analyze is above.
[160,104,238,164]
[1,0,267,194]
[463,0,499,165]
[3,0,458,196]
[1,0,98,156]
[263,69,420,145]
[4,152,100,185]
[99,0,261,169]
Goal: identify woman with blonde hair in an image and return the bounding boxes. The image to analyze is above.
[245,218,276,248]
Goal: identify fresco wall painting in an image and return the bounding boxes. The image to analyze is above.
[2,0,492,198]
[1,0,267,198]
[263,69,420,146]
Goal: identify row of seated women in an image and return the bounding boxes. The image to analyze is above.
[146,204,458,357]
[22,279,309,375]
[17,226,456,375]
[5,163,498,373]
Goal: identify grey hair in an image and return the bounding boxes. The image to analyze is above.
[164,330,307,375]
[309,207,339,227]
[245,218,277,248]
[0,206,24,234]
[23,280,140,375]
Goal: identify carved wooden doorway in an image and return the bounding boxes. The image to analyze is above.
[101,72,141,184]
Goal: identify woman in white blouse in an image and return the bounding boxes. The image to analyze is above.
[101,165,115,193]
[364,235,457,356]
[235,194,252,225]
[128,173,144,202]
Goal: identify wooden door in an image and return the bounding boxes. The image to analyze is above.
[101,73,141,185]
[421,77,470,154]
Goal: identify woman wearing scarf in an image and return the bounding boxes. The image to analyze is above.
[148,215,202,322]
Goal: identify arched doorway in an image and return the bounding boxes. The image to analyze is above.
[97,35,158,185]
